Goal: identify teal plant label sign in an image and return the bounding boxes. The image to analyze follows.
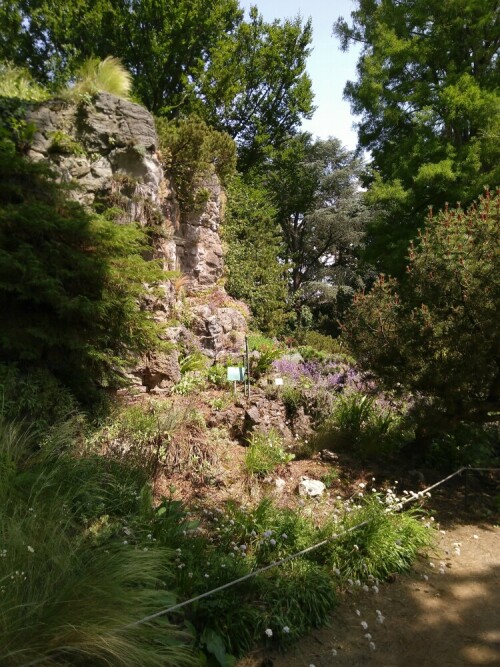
[227,366,246,381]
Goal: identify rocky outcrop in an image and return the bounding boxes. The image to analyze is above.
[187,290,249,359]
[27,94,165,216]
[26,93,248,389]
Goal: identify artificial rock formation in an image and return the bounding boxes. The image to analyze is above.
[26,93,247,390]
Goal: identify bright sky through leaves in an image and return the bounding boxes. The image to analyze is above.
[240,0,361,148]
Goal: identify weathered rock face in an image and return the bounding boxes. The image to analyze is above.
[177,173,225,288]
[27,94,165,216]
[26,93,247,388]
[187,290,249,359]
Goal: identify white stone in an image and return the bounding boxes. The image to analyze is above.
[298,478,326,497]
[275,478,286,492]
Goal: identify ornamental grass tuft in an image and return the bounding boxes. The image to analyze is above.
[0,418,194,667]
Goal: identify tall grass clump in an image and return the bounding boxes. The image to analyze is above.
[0,62,48,102]
[314,390,411,459]
[159,498,336,658]
[164,493,433,659]
[315,494,434,582]
[0,418,193,667]
[68,56,132,100]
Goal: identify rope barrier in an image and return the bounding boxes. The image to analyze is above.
[18,465,499,666]
[121,466,473,630]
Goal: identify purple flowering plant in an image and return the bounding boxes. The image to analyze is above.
[272,357,361,390]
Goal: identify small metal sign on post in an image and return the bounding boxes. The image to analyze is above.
[227,366,245,395]
[225,336,251,398]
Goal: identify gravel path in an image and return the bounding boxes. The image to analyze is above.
[241,523,500,667]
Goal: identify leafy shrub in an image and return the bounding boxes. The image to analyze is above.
[321,467,339,488]
[179,351,208,375]
[207,363,228,388]
[244,429,294,475]
[0,364,77,437]
[299,330,346,355]
[0,147,164,400]
[172,372,205,396]
[314,391,410,459]
[47,129,86,156]
[296,344,328,362]
[247,332,279,351]
[280,384,305,418]
[345,191,500,451]
[157,114,236,211]
[88,403,163,467]
[426,422,500,471]
[161,492,433,660]
[247,334,283,378]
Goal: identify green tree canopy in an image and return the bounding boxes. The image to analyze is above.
[196,6,314,169]
[335,0,500,276]
[344,190,500,448]
[265,134,370,329]
[0,1,314,170]
[0,1,242,103]
[223,175,289,335]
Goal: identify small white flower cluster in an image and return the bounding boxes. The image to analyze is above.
[359,618,376,650]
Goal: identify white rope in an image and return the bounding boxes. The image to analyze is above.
[18,465,498,666]
[120,466,470,629]
[121,519,372,629]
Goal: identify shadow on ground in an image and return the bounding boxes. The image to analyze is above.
[239,483,500,667]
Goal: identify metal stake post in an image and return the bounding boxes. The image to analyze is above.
[245,335,250,399]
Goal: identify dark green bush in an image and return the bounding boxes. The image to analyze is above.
[0,364,77,436]
[0,146,163,399]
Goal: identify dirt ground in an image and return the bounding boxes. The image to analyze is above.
[240,522,499,667]
[144,390,500,667]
